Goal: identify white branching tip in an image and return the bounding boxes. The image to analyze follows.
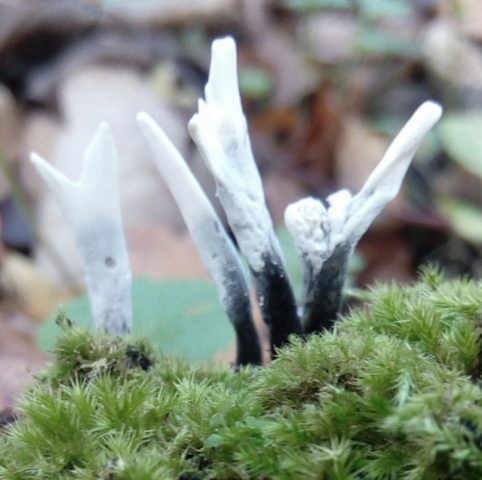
[137,111,262,365]
[137,111,205,223]
[30,123,132,335]
[137,110,239,283]
[187,36,279,272]
[137,111,233,246]
[285,101,442,274]
[189,36,300,352]
[345,101,442,243]
[284,197,329,274]
[188,37,255,188]
[205,37,243,117]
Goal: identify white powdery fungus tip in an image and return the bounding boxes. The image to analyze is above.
[30,152,76,192]
[206,37,243,117]
[285,101,443,273]
[137,111,221,241]
[137,112,187,178]
[98,121,110,133]
[189,36,301,351]
[137,112,250,314]
[344,100,442,244]
[284,198,329,274]
[30,123,132,336]
[359,101,442,206]
[188,36,281,273]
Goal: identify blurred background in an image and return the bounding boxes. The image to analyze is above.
[1,0,482,408]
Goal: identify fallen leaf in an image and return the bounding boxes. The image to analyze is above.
[423,20,482,91]
[438,112,482,180]
[38,277,237,363]
[457,0,482,41]
[437,197,482,245]
[0,251,69,321]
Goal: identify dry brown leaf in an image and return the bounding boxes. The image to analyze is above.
[456,0,482,41]
[0,85,22,201]
[423,20,482,90]
[357,232,413,286]
[302,12,357,65]
[0,351,46,409]
[0,252,69,322]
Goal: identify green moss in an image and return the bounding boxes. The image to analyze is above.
[1,270,482,479]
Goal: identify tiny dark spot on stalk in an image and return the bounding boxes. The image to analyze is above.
[104,256,115,268]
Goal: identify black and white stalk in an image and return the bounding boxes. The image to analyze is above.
[188,37,302,357]
[30,124,132,335]
[137,112,262,366]
[285,101,443,334]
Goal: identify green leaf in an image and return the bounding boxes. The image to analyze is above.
[281,0,352,11]
[355,26,420,58]
[358,0,411,21]
[438,113,482,180]
[437,197,482,245]
[38,277,235,362]
[239,67,273,100]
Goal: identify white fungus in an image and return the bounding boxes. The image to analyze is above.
[136,111,251,317]
[285,101,443,276]
[188,37,282,273]
[30,123,132,335]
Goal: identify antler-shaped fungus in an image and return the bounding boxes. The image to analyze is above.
[285,101,442,334]
[31,124,132,336]
[188,37,302,357]
[137,112,262,366]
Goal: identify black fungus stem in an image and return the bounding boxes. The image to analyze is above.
[222,263,263,366]
[233,314,263,366]
[302,243,350,335]
[227,301,263,367]
[252,252,302,358]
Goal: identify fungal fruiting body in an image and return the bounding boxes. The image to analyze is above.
[285,101,443,333]
[188,37,301,356]
[137,112,262,366]
[30,124,132,336]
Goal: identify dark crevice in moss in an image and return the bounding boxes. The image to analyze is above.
[0,407,17,434]
[469,316,482,381]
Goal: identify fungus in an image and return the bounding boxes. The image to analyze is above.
[30,123,132,335]
[285,101,442,333]
[188,37,301,357]
[137,112,262,366]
